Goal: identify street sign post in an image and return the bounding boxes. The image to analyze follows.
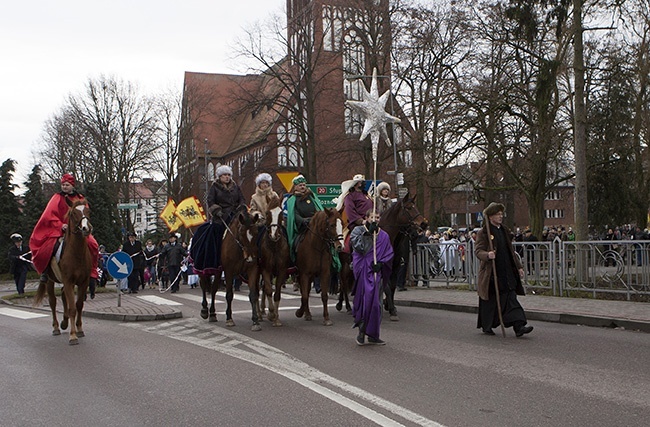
[117,203,138,210]
[107,252,133,307]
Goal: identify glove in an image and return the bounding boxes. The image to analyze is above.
[371,261,383,273]
[209,204,222,218]
[366,222,378,234]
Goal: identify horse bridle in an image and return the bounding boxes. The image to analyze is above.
[70,206,92,235]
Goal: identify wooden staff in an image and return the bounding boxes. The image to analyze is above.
[484,217,506,337]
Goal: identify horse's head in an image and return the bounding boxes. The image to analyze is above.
[395,191,428,231]
[324,208,344,251]
[236,209,259,245]
[66,200,92,237]
[265,196,284,242]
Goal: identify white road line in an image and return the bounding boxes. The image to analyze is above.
[127,319,445,427]
[136,295,183,306]
[0,307,48,319]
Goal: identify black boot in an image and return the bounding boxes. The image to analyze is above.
[89,278,97,299]
[355,321,366,346]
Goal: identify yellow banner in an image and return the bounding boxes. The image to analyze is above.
[159,198,181,232]
[174,196,207,228]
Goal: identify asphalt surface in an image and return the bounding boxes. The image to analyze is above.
[2,280,649,332]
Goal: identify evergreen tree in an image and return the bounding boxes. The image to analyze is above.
[22,164,48,244]
[84,173,121,252]
[0,159,24,273]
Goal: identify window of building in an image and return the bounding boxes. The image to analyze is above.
[545,209,564,219]
[136,213,142,223]
[546,190,561,200]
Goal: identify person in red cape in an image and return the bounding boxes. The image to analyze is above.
[30,173,100,295]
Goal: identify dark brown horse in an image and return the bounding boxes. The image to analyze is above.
[255,196,290,327]
[378,191,427,320]
[295,208,344,325]
[33,200,93,345]
[223,209,260,329]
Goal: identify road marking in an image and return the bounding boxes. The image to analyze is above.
[127,319,445,427]
[0,307,48,319]
[136,295,183,306]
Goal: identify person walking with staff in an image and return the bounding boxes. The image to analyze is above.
[475,202,533,337]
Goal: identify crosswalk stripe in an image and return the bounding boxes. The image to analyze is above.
[136,295,183,306]
[0,307,48,319]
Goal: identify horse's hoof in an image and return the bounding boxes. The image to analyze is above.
[52,329,61,336]
[226,320,235,327]
[323,319,333,326]
[60,319,69,330]
[267,312,276,321]
[305,314,312,321]
[390,315,400,321]
[335,302,342,311]
[69,338,79,345]
[346,308,352,314]
[295,309,304,318]
[76,331,85,338]
[273,320,283,327]
[200,309,209,320]
[251,324,262,332]
[208,316,218,323]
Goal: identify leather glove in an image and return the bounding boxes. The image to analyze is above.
[371,262,383,273]
[209,204,222,218]
[366,222,378,234]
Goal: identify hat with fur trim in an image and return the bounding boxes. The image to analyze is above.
[255,173,272,187]
[483,202,505,218]
[292,174,306,185]
[376,181,390,194]
[216,164,233,178]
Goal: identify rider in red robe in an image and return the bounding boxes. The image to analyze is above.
[30,173,99,283]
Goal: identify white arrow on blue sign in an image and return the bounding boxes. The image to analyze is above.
[107,251,133,279]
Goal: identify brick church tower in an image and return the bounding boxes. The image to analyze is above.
[179,0,403,202]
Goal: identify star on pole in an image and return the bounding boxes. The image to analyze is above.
[345,68,401,161]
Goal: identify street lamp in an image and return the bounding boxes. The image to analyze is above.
[345,73,400,192]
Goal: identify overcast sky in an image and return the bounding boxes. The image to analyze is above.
[0,0,285,188]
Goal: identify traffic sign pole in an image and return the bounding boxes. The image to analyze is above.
[107,252,134,307]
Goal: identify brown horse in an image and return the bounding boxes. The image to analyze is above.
[295,208,344,325]
[220,209,260,329]
[33,200,93,345]
[378,191,428,320]
[255,196,290,327]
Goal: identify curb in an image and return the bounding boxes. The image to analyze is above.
[394,300,650,333]
[0,297,183,322]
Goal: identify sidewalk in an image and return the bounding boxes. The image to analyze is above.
[2,281,649,332]
[393,286,650,333]
[0,281,181,322]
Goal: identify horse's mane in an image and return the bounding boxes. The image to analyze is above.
[309,209,328,232]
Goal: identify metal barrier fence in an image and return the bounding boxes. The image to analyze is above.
[410,239,650,300]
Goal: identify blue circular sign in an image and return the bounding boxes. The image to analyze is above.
[106,252,133,279]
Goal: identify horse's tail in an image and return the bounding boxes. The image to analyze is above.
[32,280,47,307]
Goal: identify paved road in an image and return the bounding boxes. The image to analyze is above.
[2,285,649,427]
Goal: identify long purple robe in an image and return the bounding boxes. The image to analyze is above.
[351,227,394,340]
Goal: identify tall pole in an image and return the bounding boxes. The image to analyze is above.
[203,138,210,209]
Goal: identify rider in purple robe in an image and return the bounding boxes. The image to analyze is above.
[351,210,394,346]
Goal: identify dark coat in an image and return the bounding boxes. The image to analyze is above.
[122,240,145,269]
[207,180,246,220]
[8,244,30,275]
[160,242,187,267]
[475,223,524,301]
